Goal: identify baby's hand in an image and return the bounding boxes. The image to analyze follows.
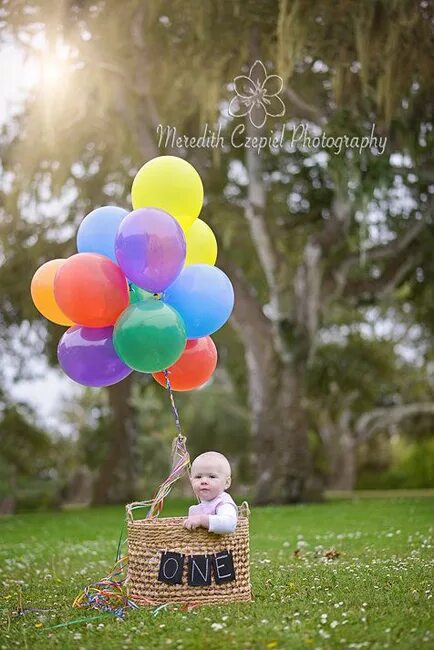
[183,515,208,530]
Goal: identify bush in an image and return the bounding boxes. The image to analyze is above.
[14,478,61,513]
[357,436,434,489]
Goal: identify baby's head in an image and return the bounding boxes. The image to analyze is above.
[190,451,231,502]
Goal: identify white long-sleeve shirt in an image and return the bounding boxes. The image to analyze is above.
[188,492,238,534]
[208,503,238,534]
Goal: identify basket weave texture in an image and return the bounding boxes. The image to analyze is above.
[127,504,252,606]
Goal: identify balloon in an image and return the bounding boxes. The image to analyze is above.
[115,208,186,293]
[54,253,129,327]
[131,156,203,232]
[153,336,217,391]
[113,299,186,373]
[76,206,128,263]
[58,325,133,387]
[185,219,218,266]
[30,259,74,326]
[162,264,234,339]
[129,283,154,304]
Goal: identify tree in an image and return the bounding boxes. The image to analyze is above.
[308,331,434,490]
[1,1,432,503]
[0,389,54,513]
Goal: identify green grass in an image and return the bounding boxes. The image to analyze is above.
[0,498,433,649]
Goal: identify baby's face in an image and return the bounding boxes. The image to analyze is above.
[190,456,230,502]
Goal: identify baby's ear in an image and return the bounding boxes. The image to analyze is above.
[225,476,232,489]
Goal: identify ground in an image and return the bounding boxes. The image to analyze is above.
[0,497,433,649]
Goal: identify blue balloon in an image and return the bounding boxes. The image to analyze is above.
[162,264,234,339]
[77,206,128,263]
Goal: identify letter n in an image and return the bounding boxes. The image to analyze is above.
[187,555,212,586]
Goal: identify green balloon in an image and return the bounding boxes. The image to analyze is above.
[113,300,186,372]
[129,283,155,305]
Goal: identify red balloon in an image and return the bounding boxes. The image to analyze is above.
[54,253,129,327]
[153,336,217,391]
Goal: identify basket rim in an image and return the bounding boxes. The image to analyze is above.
[126,500,250,523]
[127,514,250,526]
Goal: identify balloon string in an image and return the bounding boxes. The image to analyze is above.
[126,372,190,519]
[164,369,182,438]
[124,435,190,519]
[144,432,190,519]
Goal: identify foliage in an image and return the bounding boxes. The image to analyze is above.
[358,435,434,490]
[0,389,73,510]
[0,400,51,476]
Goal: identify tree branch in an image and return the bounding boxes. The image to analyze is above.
[343,251,423,304]
[218,253,270,345]
[356,221,425,263]
[327,219,427,305]
[294,194,352,358]
[236,27,291,361]
[286,87,326,125]
[244,133,281,315]
[243,131,293,359]
[294,239,322,352]
[337,220,424,285]
[219,254,284,448]
[355,402,434,442]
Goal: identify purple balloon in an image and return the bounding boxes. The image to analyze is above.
[115,207,186,293]
[58,326,133,387]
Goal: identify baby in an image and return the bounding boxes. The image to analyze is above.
[183,451,238,534]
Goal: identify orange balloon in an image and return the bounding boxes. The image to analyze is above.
[153,336,217,391]
[54,253,129,327]
[31,259,74,326]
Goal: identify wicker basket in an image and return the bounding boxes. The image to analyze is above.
[126,502,252,607]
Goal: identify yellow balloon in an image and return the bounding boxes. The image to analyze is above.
[185,219,218,266]
[131,156,204,232]
[30,259,74,326]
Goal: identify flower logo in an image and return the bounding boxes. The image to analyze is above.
[228,60,285,129]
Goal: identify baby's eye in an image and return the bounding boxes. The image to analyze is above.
[209,474,216,479]
[194,474,202,478]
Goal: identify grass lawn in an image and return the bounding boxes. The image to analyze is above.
[0,497,433,649]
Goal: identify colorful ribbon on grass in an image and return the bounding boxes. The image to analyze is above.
[73,554,138,617]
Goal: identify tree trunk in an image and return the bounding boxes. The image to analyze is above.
[326,433,356,491]
[252,354,320,504]
[92,373,135,504]
[318,402,358,491]
[227,263,321,504]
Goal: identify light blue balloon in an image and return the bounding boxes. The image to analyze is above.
[77,206,128,264]
[162,264,234,339]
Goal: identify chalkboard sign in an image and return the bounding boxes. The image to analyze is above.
[212,550,235,584]
[158,551,184,585]
[188,554,212,586]
[157,549,236,587]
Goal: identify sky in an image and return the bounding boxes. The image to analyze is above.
[1,41,77,433]
[0,43,36,123]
